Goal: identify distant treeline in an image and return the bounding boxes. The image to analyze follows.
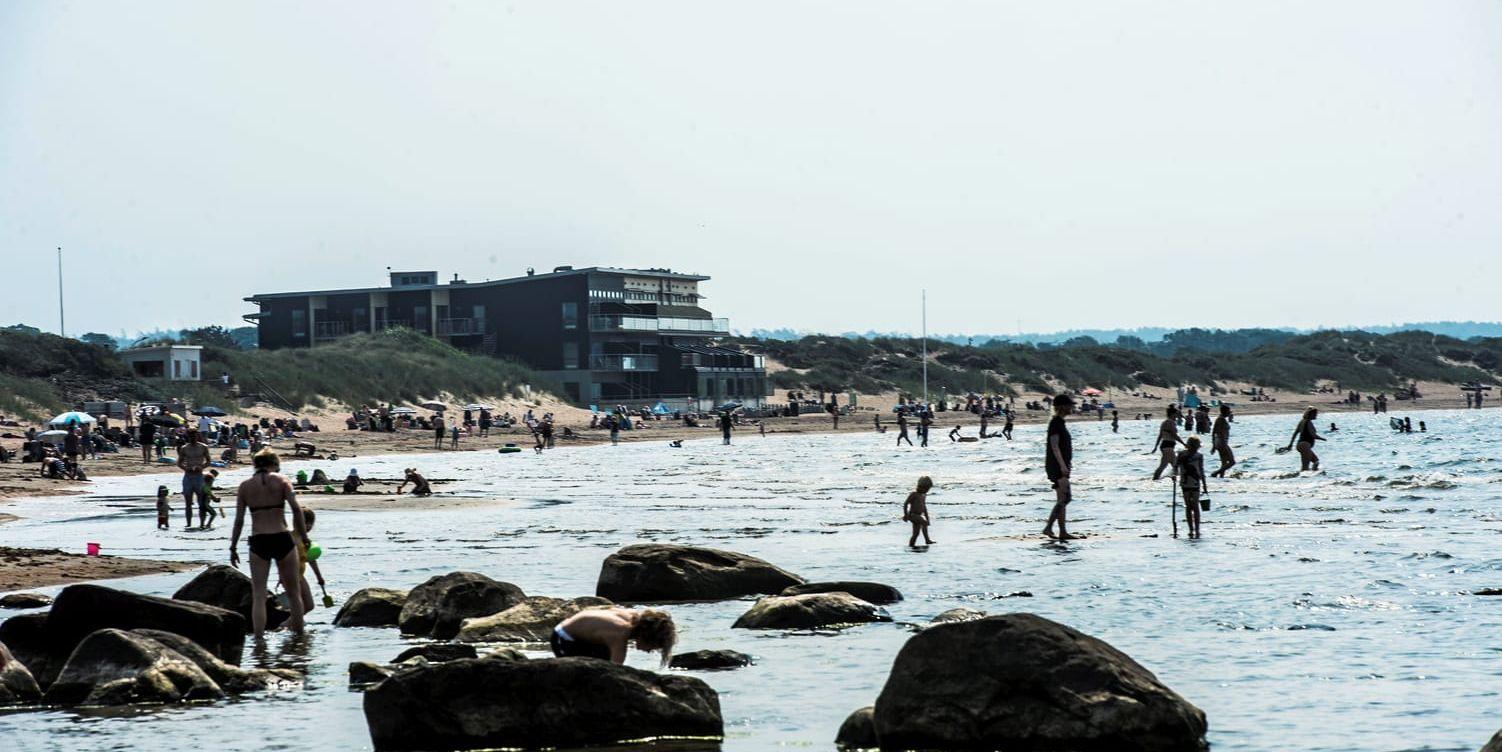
[745,321,1502,348]
[735,329,1502,397]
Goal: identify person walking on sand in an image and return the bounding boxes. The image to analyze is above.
[719,410,733,445]
[139,418,157,464]
[1150,406,1184,480]
[228,451,308,640]
[1176,436,1209,537]
[1210,404,1236,477]
[551,606,677,665]
[896,411,913,446]
[1042,394,1078,540]
[177,429,211,529]
[432,414,446,449]
[1286,407,1325,471]
[902,475,936,546]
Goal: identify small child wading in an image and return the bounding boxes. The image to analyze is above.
[902,476,936,547]
[155,485,171,530]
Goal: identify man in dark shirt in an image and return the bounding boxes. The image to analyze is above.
[63,426,81,464]
[1043,394,1078,540]
[139,419,157,464]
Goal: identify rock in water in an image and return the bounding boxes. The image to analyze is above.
[596,544,804,602]
[349,661,396,688]
[929,607,986,625]
[398,573,526,639]
[669,649,752,670]
[835,706,878,750]
[131,629,299,693]
[1482,730,1502,752]
[391,643,477,664]
[0,614,61,690]
[0,593,53,610]
[364,657,722,751]
[455,595,612,642]
[871,613,1207,751]
[43,629,224,706]
[173,564,289,632]
[732,593,891,630]
[0,641,42,706]
[334,588,409,628]
[781,581,903,605]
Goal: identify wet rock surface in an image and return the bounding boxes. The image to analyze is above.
[334,587,408,628]
[780,581,903,605]
[596,544,804,602]
[455,595,611,642]
[398,572,526,639]
[732,593,891,630]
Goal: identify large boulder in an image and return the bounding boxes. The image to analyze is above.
[350,661,397,688]
[669,649,752,671]
[596,544,804,602]
[398,573,526,639]
[391,643,477,664]
[781,581,903,605]
[1483,730,1502,752]
[0,592,53,610]
[43,629,224,706]
[47,584,246,666]
[363,656,722,751]
[0,641,42,706]
[871,613,1208,751]
[335,587,409,628]
[835,706,878,750]
[929,607,986,625]
[455,596,612,643]
[732,593,891,630]
[0,613,61,690]
[173,564,290,633]
[131,629,299,693]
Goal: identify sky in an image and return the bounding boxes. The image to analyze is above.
[3,1,1500,339]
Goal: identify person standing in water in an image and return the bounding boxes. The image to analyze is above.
[1210,404,1235,478]
[1111,410,1120,433]
[177,429,211,529]
[1285,407,1325,471]
[902,475,936,546]
[228,451,308,639]
[432,413,445,449]
[896,411,913,447]
[1176,436,1208,537]
[551,606,676,665]
[1002,409,1014,440]
[1150,406,1183,480]
[1042,394,1078,540]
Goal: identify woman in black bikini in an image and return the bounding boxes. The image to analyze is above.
[229,451,310,639]
[1151,406,1183,480]
[1285,407,1325,471]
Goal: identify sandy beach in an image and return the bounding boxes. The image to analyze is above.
[0,546,199,592]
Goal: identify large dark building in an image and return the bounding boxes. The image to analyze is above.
[244,266,768,409]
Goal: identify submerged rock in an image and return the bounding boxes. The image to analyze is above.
[0,593,53,610]
[398,573,526,639]
[363,657,722,751]
[0,641,42,706]
[732,593,891,630]
[334,588,409,628]
[455,595,612,643]
[872,613,1207,751]
[44,629,224,706]
[929,607,986,625]
[349,661,396,688]
[669,649,752,670]
[780,581,903,605]
[173,564,289,633]
[391,643,477,664]
[596,544,804,602]
[835,706,878,750]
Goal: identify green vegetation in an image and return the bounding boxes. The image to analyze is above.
[740,330,1502,397]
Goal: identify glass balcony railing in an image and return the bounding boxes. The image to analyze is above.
[436,318,487,336]
[590,354,659,371]
[590,316,729,333]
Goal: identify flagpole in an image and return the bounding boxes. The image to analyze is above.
[57,247,65,337]
[921,289,928,404]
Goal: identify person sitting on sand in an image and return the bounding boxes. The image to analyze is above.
[229,451,309,639]
[343,469,363,494]
[948,425,963,442]
[1176,436,1208,538]
[1150,406,1184,481]
[902,475,936,546]
[1285,407,1325,472]
[396,468,431,496]
[551,606,677,665]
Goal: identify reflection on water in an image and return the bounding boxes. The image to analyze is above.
[2,408,1501,751]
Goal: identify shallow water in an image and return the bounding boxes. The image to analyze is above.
[2,408,1501,752]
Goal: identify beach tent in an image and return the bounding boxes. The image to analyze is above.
[462,403,492,411]
[651,402,672,415]
[1080,388,1104,397]
[389,407,416,415]
[48,411,97,428]
[1183,393,1202,409]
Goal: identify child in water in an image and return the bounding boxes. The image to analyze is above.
[296,507,330,611]
[902,476,936,547]
[155,485,171,530]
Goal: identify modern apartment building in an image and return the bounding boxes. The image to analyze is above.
[245,266,768,408]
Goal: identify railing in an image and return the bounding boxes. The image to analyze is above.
[436,318,487,336]
[314,321,349,340]
[589,316,728,333]
[660,317,728,333]
[375,320,411,331]
[590,354,659,372]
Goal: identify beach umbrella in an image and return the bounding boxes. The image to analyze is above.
[1080,388,1104,397]
[48,411,97,428]
[462,403,492,411]
[420,401,447,411]
[36,429,69,443]
[136,405,160,416]
[192,406,228,417]
[715,401,742,412]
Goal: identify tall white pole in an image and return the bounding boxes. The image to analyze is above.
[921,289,928,403]
[57,247,65,337]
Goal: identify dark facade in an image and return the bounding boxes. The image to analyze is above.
[245,266,768,409]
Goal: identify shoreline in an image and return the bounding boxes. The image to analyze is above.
[0,547,200,593]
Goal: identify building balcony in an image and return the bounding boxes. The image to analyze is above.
[589,315,728,334]
[590,354,659,372]
[375,319,411,332]
[590,315,659,332]
[314,321,349,340]
[437,317,487,336]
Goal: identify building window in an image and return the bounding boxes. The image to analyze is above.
[173,360,182,378]
[562,302,578,330]
[190,361,198,379]
[291,309,306,338]
[563,341,579,369]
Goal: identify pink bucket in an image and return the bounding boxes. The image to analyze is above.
[86,542,101,556]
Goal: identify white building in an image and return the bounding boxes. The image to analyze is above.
[119,345,203,381]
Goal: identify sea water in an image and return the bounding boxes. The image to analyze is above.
[1,408,1499,752]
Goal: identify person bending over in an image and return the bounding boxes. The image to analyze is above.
[551,607,677,666]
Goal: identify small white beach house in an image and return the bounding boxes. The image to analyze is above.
[118,344,203,381]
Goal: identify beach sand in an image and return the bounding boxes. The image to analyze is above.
[0,546,199,592]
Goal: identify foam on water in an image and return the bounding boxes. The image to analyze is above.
[2,408,1500,751]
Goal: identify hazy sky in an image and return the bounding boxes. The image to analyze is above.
[3,2,1500,339]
